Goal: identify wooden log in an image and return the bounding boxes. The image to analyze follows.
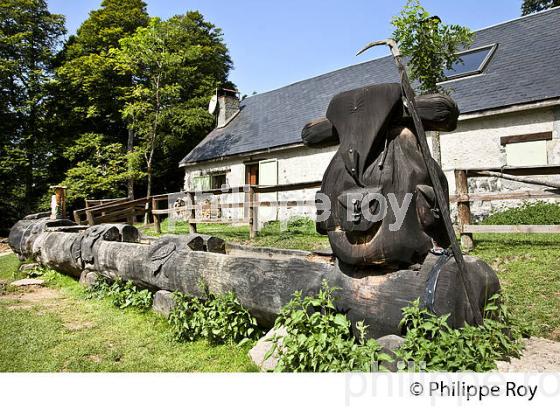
[86,210,95,226]
[73,210,82,225]
[454,170,474,251]
[154,214,161,234]
[9,217,500,338]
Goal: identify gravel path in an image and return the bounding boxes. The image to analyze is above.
[497,337,560,372]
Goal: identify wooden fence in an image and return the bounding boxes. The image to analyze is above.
[84,197,127,208]
[76,165,560,250]
[151,181,322,238]
[450,165,560,249]
[74,197,150,225]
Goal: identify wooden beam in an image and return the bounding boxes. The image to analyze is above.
[499,132,552,146]
[254,180,322,193]
[463,165,560,177]
[450,189,560,203]
[463,225,560,234]
[187,218,251,224]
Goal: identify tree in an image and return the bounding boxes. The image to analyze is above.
[60,133,144,206]
[0,0,65,233]
[391,0,473,94]
[391,0,473,164]
[56,0,149,199]
[114,12,232,201]
[522,0,560,15]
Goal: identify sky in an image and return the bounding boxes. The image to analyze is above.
[47,0,523,96]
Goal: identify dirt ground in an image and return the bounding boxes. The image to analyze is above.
[0,240,11,254]
[497,337,560,372]
[0,284,96,333]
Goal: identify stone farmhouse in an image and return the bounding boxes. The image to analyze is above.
[179,8,560,225]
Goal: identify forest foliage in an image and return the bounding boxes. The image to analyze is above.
[0,0,232,234]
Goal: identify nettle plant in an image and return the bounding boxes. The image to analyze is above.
[168,289,261,346]
[265,281,392,372]
[86,277,153,311]
[396,295,529,371]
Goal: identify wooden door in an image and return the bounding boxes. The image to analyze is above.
[246,164,258,185]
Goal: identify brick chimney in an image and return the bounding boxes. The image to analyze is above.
[217,88,240,128]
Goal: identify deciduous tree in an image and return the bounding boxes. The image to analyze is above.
[391,0,473,164]
[114,12,232,200]
[56,0,149,199]
[60,133,144,206]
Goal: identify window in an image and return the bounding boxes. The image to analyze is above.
[442,44,497,81]
[501,132,551,167]
[192,173,228,192]
[192,175,210,192]
[211,173,227,190]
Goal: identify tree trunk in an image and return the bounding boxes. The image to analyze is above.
[144,161,153,225]
[127,126,135,200]
[24,103,37,215]
[24,149,34,214]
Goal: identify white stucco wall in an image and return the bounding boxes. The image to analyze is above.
[182,145,336,226]
[440,106,560,220]
[182,105,560,226]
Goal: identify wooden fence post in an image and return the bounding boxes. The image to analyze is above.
[152,197,161,234]
[454,169,474,251]
[86,210,95,226]
[249,186,258,239]
[187,192,197,233]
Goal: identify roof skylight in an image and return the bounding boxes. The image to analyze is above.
[442,44,497,80]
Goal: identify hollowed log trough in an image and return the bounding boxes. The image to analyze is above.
[9,215,499,338]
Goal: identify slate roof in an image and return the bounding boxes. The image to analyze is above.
[181,8,560,166]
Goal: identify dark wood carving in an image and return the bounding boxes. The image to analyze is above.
[9,216,499,338]
[302,83,458,267]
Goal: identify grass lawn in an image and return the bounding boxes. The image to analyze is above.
[470,233,560,341]
[0,254,257,372]
[142,218,330,251]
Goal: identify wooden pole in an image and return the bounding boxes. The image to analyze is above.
[455,170,474,251]
[152,197,160,234]
[249,186,258,239]
[86,210,95,226]
[187,192,197,233]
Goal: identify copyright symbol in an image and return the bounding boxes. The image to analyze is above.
[410,382,423,396]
